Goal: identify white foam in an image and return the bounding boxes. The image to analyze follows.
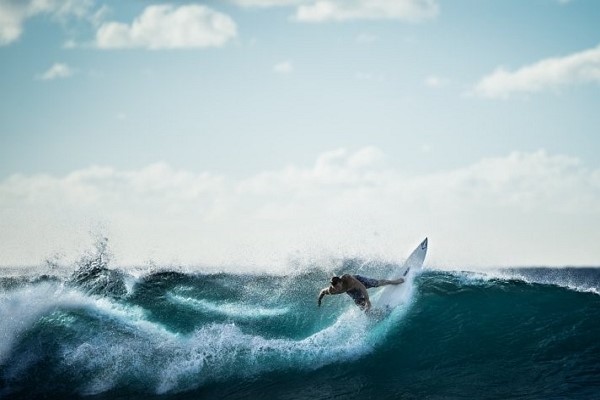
[0,282,76,364]
[156,309,373,394]
[0,281,168,365]
[167,293,290,318]
[56,304,376,395]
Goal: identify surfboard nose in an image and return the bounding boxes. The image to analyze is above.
[421,237,428,250]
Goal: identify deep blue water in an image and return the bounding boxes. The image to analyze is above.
[1,259,599,399]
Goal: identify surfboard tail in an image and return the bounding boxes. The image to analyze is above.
[374,238,428,309]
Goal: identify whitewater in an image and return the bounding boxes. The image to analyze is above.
[1,244,599,399]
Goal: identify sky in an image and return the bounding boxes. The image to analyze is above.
[1,0,600,269]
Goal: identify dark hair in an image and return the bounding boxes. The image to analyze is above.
[330,276,341,285]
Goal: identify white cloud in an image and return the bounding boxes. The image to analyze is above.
[228,0,439,23]
[356,32,378,44]
[424,75,448,88]
[1,149,599,268]
[36,62,75,80]
[473,44,600,99]
[294,0,439,23]
[95,5,237,49]
[230,0,308,7]
[0,0,94,46]
[273,60,294,74]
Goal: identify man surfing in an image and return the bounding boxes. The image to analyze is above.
[317,274,404,311]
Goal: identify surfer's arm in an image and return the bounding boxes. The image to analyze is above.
[317,288,330,307]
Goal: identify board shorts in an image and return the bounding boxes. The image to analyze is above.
[346,275,380,307]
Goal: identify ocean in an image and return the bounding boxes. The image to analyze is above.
[1,251,599,399]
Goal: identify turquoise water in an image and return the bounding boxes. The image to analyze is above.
[1,259,599,399]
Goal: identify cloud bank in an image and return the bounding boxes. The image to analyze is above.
[1,148,599,269]
[473,44,600,98]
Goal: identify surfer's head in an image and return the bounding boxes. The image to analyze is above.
[330,276,342,287]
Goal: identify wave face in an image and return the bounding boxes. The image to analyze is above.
[1,265,599,399]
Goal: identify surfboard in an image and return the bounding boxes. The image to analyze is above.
[372,237,428,310]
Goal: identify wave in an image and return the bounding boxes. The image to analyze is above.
[0,279,399,396]
[1,267,599,399]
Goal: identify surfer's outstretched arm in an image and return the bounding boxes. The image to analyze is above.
[317,288,329,307]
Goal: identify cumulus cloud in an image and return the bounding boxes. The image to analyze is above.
[0,0,94,45]
[473,44,600,99]
[36,62,75,80]
[95,5,237,49]
[1,148,599,268]
[294,0,439,23]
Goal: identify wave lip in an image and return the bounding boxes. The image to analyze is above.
[439,267,600,296]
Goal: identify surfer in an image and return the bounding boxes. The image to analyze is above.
[317,274,404,311]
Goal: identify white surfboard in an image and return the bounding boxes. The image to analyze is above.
[372,238,428,310]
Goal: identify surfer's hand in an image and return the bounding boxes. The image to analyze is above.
[365,299,372,311]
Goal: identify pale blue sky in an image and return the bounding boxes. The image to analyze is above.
[1,0,600,267]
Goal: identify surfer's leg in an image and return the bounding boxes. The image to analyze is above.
[354,275,380,288]
[378,278,404,285]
